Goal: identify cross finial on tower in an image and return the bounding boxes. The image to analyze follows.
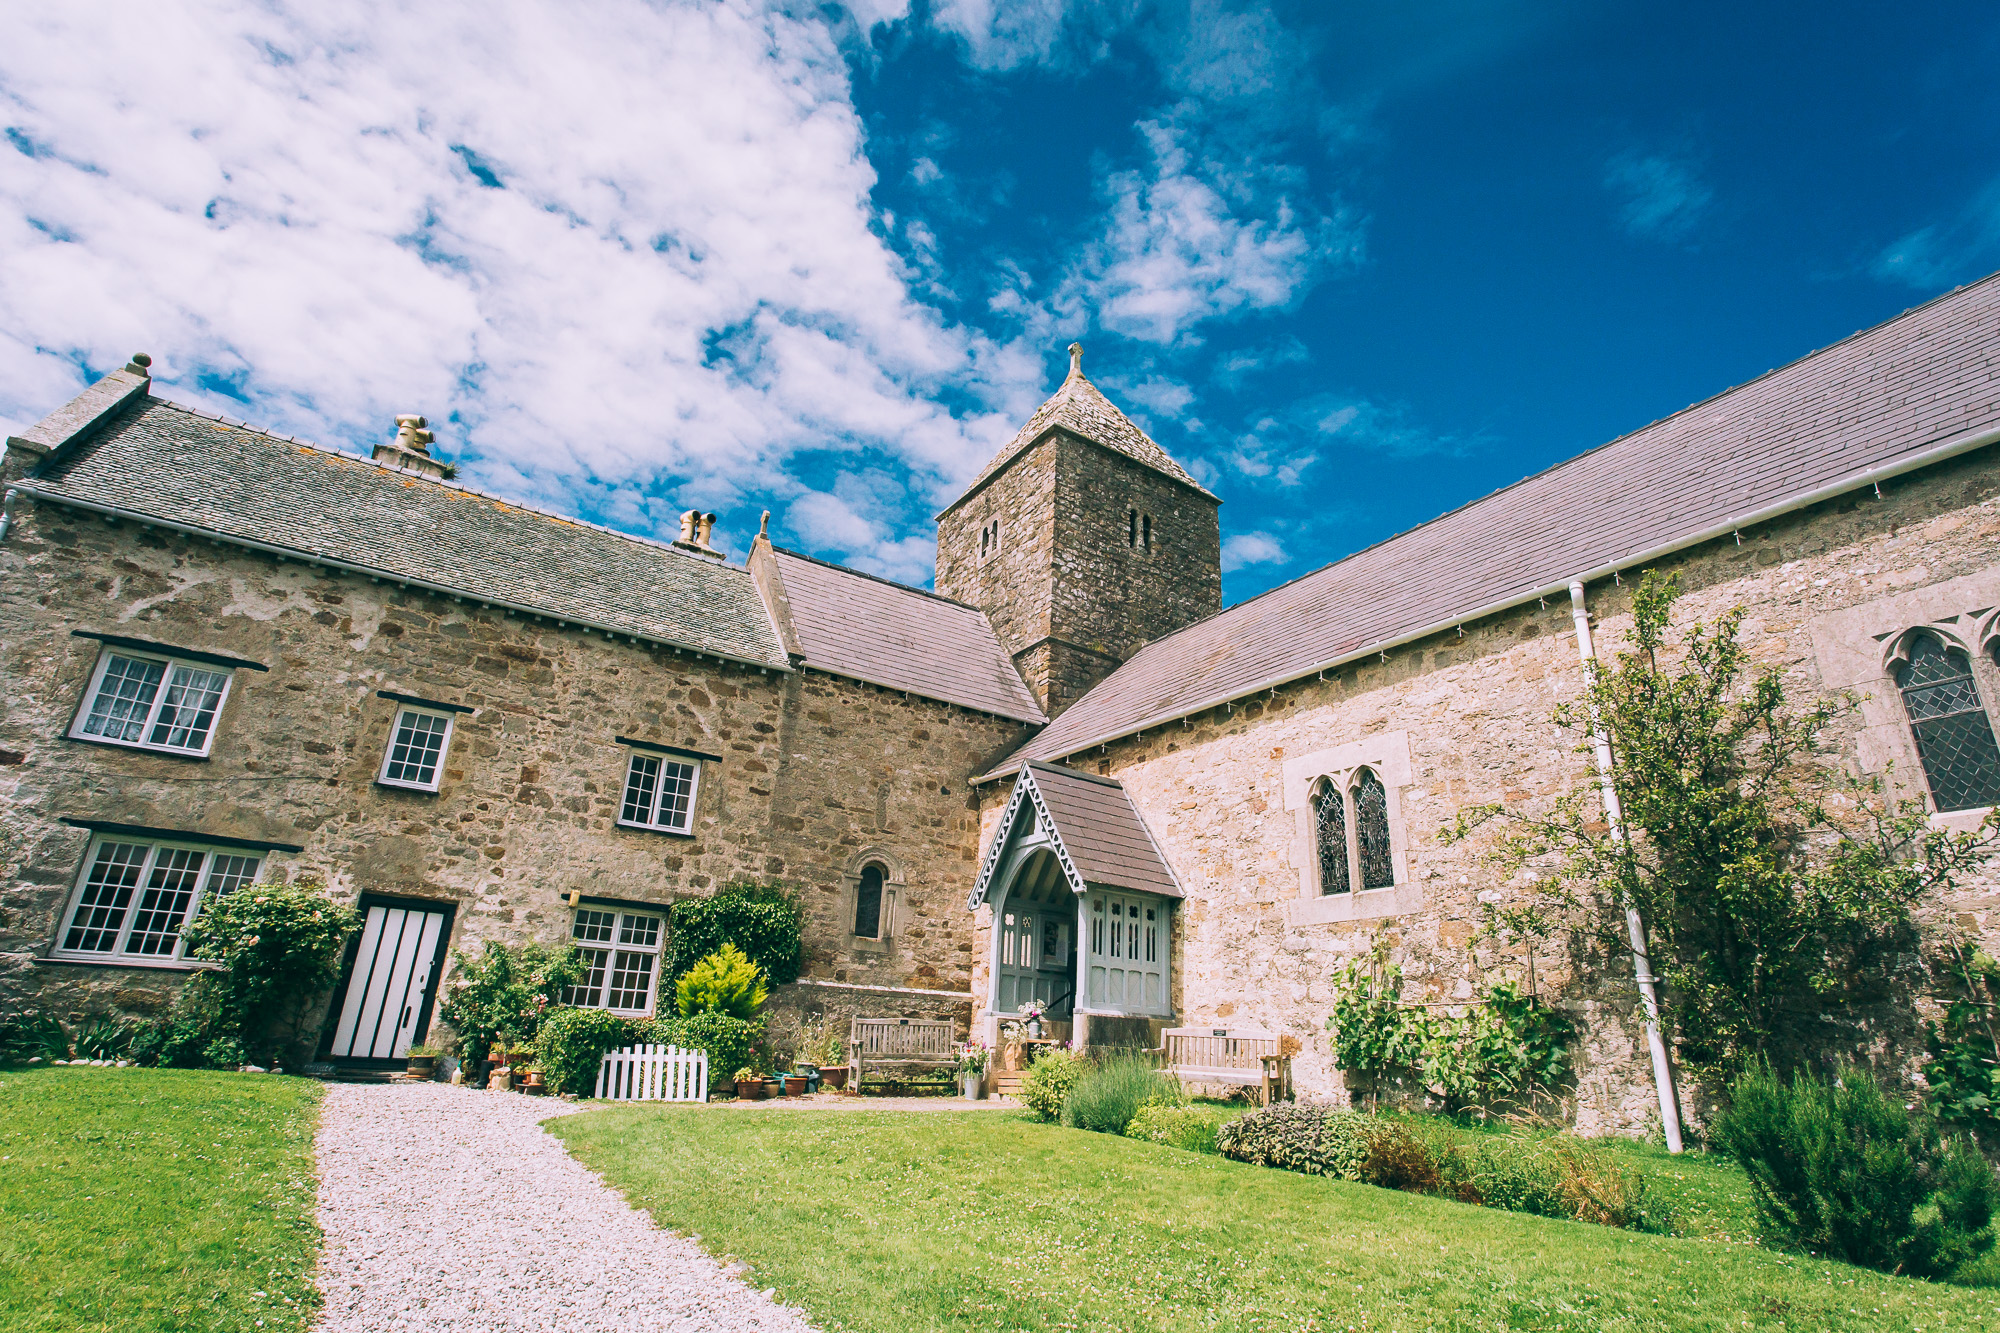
[1067,342,1083,380]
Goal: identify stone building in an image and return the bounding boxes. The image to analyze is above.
[4,278,2000,1120]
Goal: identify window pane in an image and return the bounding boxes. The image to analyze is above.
[854,864,884,938]
[148,665,229,750]
[618,913,661,948]
[63,842,150,952]
[203,854,261,898]
[82,655,165,742]
[124,847,208,956]
[384,710,450,786]
[621,755,660,824]
[572,910,616,943]
[654,761,698,830]
[605,950,656,1011]
[1356,768,1394,889]
[1314,781,1349,895]
[562,947,610,1007]
[1898,634,2000,812]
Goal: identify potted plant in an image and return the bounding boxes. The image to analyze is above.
[1023,999,1048,1039]
[780,1069,809,1096]
[815,1028,849,1089]
[404,1043,441,1080]
[733,1066,767,1100]
[957,1041,990,1100]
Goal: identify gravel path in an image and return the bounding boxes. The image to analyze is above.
[313,1082,819,1332]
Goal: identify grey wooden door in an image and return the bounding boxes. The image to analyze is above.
[328,904,448,1061]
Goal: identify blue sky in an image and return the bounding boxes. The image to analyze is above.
[5,2,1999,602]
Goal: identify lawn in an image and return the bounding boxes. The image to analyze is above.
[554,1106,2000,1333]
[0,1067,324,1333]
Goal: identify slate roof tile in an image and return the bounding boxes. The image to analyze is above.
[1026,761,1181,899]
[23,398,790,668]
[768,548,1044,722]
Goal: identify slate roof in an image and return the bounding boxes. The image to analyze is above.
[767,547,1044,722]
[20,396,791,669]
[1025,761,1181,898]
[987,271,2000,776]
[941,351,1216,515]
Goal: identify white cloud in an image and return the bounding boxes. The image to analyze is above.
[1603,149,1712,244]
[0,0,1038,549]
[1221,530,1286,572]
[1873,176,2000,290]
[1056,118,1357,344]
[784,471,937,582]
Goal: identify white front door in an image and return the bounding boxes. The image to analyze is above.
[328,904,448,1060]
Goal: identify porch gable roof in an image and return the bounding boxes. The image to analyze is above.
[967,761,1182,909]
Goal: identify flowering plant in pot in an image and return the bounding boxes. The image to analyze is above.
[1023,1000,1048,1039]
[732,1065,768,1100]
[957,1041,990,1099]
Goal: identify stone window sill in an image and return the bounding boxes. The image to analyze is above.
[35,954,220,972]
[1285,881,1423,926]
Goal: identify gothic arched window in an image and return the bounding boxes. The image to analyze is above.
[1313,779,1349,895]
[1355,767,1394,889]
[854,863,885,938]
[1897,632,2000,812]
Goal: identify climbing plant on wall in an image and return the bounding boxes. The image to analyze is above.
[1447,569,2000,1090]
[662,879,804,987]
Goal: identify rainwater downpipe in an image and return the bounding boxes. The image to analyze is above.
[0,488,17,542]
[1569,578,1685,1154]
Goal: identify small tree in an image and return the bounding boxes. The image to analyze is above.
[1449,571,1999,1089]
[674,943,768,1020]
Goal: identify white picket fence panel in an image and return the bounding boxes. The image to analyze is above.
[595,1043,709,1102]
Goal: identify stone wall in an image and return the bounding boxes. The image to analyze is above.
[0,494,1020,1037]
[971,447,2000,1133]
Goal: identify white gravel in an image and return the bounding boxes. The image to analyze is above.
[313,1082,820,1332]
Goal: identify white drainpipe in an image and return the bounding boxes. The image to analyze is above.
[1569,579,1685,1154]
[0,488,17,542]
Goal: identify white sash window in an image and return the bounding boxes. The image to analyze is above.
[70,649,235,756]
[54,835,262,964]
[561,908,664,1015]
[618,752,700,833]
[378,706,455,791]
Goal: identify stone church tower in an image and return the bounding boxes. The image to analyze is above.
[936,345,1222,717]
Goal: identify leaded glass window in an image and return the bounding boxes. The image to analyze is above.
[1313,779,1349,895]
[1356,768,1394,889]
[56,837,263,962]
[854,863,884,938]
[1897,632,2000,812]
[72,649,236,755]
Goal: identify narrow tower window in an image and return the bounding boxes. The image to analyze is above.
[854,862,885,938]
[1897,632,2000,811]
[1142,514,1153,552]
[1128,507,1139,547]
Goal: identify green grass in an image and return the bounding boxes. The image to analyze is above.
[554,1106,2000,1333]
[0,1067,324,1333]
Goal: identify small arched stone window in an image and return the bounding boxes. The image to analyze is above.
[1354,767,1394,889]
[1313,778,1349,896]
[853,862,886,939]
[1897,631,2000,812]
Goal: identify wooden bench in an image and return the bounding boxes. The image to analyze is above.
[848,1017,957,1093]
[1160,1027,1293,1103]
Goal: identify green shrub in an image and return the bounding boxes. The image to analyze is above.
[1354,1116,1466,1194]
[664,881,803,987]
[180,876,362,1061]
[1463,1133,1652,1229]
[675,944,768,1019]
[70,1017,134,1061]
[1124,1104,1225,1154]
[1019,1047,1086,1121]
[1715,1061,2000,1278]
[638,1012,765,1088]
[0,1013,71,1064]
[133,971,244,1069]
[437,938,584,1068]
[1062,1053,1170,1134]
[536,1006,635,1095]
[1216,1103,1376,1178]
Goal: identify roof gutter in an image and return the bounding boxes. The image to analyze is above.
[976,420,2000,782]
[6,485,793,675]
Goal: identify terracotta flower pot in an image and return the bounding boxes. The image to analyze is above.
[781,1075,808,1096]
[405,1055,437,1078]
[736,1078,768,1101]
[820,1067,849,1090]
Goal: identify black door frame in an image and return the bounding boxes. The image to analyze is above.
[318,893,458,1068]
